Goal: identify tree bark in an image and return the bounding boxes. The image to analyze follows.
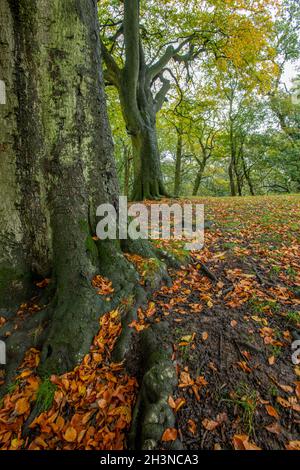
[123,143,131,196]
[174,129,183,197]
[241,154,255,195]
[192,165,205,196]
[228,159,237,197]
[0,0,138,379]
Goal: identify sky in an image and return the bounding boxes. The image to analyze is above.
[282,60,300,90]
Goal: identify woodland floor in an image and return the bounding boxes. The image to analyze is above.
[1,195,300,450]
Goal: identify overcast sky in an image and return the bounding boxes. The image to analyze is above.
[283,60,300,89]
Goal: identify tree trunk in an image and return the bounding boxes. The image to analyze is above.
[192,160,206,196]
[174,130,183,197]
[228,159,236,196]
[123,144,131,196]
[241,155,255,195]
[130,121,168,201]
[0,0,138,380]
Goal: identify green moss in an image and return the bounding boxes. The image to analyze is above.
[85,235,98,263]
[0,265,30,303]
[36,378,57,413]
[79,219,90,234]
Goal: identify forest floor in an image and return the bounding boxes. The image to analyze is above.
[0,194,300,450]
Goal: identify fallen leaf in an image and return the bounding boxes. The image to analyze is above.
[161,428,177,442]
[232,434,261,451]
[202,332,209,341]
[63,427,77,443]
[202,418,219,431]
[168,396,176,409]
[188,419,197,435]
[285,441,300,450]
[268,356,275,365]
[265,422,281,435]
[15,398,30,415]
[265,405,279,419]
[278,384,293,394]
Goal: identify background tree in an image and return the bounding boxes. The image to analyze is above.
[99,0,277,200]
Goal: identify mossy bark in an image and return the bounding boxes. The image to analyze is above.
[0,0,142,380]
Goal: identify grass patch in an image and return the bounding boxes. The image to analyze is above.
[36,378,57,413]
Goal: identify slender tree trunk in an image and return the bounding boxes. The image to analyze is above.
[174,130,183,197]
[229,159,236,196]
[0,0,138,380]
[192,162,206,196]
[235,168,243,196]
[241,155,255,195]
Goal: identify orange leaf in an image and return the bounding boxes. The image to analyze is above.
[161,428,177,442]
[268,356,275,365]
[202,418,219,431]
[265,405,279,419]
[233,434,261,451]
[188,419,197,435]
[64,427,77,443]
[168,396,176,409]
[237,361,251,373]
[15,398,30,415]
[285,441,300,450]
[276,396,290,408]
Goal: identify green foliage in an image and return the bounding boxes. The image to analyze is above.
[100,0,300,198]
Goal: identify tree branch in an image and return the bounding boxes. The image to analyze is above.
[100,38,121,87]
[148,37,192,80]
[123,0,140,93]
[154,73,171,112]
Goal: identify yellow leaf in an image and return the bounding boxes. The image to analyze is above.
[64,427,77,443]
[15,398,30,415]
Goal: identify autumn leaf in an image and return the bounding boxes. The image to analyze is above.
[265,405,279,419]
[268,356,275,365]
[285,441,300,451]
[168,395,176,409]
[202,418,219,431]
[237,361,251,373]
[188,419,197,435]
[265,422,281,435]
[15,398,30,415]
[202,331,209,341]
[278,384,293,394]
[174,398,186,412]
[276,396,290,408]
[233,434,261,451]
[63,427,77,443]
[161,428,177,442]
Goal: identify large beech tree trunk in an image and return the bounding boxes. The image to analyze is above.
[0,0,138,379]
